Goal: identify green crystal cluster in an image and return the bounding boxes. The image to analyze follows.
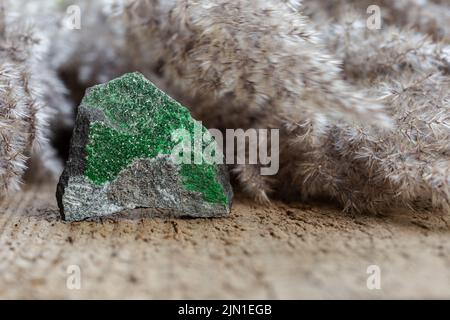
[82,73,227,207]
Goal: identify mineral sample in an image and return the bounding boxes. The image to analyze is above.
[56,73,233,221]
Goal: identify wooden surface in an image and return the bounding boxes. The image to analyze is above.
[0,181,450,299]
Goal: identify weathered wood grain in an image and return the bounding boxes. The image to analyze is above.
[0,181,449,299]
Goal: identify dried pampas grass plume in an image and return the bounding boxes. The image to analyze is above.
[116,0,397,205]
[115,0,450,213]
[0,1,72,196]
[21,0,450,214]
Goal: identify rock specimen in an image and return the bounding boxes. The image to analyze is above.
[57,73,233,221]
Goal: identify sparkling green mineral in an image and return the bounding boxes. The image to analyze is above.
[56,73,233,221]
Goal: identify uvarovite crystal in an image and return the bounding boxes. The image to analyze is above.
[56,73,233,221]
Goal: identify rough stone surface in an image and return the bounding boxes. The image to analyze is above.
[57,73,232,221]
